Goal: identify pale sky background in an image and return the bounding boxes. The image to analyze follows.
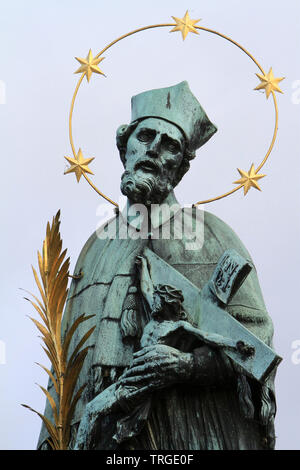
[0,0,299,450]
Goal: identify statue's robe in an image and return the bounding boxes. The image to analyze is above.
[38,192,277,450]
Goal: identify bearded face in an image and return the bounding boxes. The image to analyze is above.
[120,118,185,205]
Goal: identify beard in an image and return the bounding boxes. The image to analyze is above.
[120,160,173,205]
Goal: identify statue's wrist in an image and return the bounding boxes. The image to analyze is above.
[191,346,236,387]
[179,352,194,382]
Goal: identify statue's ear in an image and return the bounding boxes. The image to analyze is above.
[116,124,129,142]
[116,121,140,165]
[116,124,129,164]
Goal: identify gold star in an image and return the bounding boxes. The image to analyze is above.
[64,148,94,182]
[234,164,266,196]
[75,49,105,82]
[171,10,201,40]
[254,67,284,99]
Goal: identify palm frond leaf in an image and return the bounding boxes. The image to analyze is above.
[63,384,87,445]
[38,385,59,426]
[22,211,95,450]
[62,314,94,364]
[35,363,59,395]
[21,404,59,449]
[62,347,90,410]
[67,325,96,367]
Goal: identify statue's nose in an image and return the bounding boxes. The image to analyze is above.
[146,136,161,158]
[146,149,158,158]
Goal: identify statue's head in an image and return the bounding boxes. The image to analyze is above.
[117,81,217,205]
[151,284,186,321]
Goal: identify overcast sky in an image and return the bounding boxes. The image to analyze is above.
[0,0,299,450]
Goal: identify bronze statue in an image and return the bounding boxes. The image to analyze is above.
[38,81,279,450]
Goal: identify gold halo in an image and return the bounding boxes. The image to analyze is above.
[67,16,281,208]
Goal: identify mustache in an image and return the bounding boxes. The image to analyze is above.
[133,157,162,175]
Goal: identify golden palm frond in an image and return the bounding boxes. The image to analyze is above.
[22,211,95,450]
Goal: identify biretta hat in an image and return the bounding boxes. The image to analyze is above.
[131,81,217,152]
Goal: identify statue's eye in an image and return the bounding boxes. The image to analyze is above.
[137,130,154,143]
[165,141,180,154]
[167,143,176,152]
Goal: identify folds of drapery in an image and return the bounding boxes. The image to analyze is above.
[38,209,277,450]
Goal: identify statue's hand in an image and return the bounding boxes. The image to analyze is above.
[117,344,193,395]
